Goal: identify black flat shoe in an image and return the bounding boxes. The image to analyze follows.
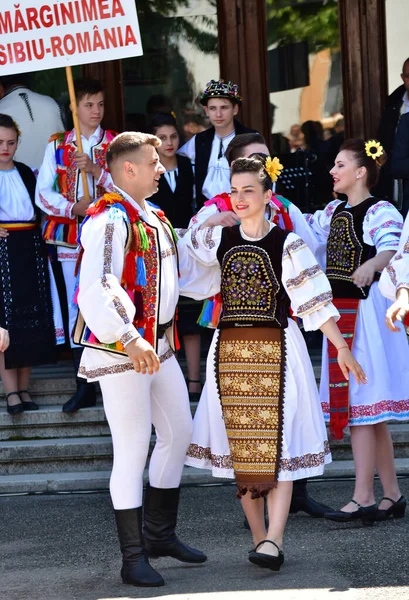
[6,392,24,415]
[19,389,39,411]
[324,499,377,525]
[290,494,332,518]
[373,496,407,521]
[248,540,284,571]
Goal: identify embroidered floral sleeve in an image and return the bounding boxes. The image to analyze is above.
[303,200,343,245]
[78,209,140,345]
[282,232,339,331]
[179,222,223,267]
[35,141,76,218]
[363,200,403,252]
[177,231,221,301]
[97,168,114,192]
[379,215,409,299]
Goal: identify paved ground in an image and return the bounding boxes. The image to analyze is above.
[2,479,409,600]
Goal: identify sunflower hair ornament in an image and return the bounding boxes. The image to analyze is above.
[264,156,284,182]
[365,140,384,161]
[13,120,22,138]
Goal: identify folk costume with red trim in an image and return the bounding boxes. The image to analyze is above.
[305,198,409,437]
[74,191,180,358]
[40,128,116,248]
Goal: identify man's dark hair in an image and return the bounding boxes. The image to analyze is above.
[74,78,104,104]
[403,58,409,73]
[225,132,266,165]
[106,132,160,169]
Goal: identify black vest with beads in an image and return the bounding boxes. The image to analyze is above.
[216,225,291,329]
[326,197,380,299]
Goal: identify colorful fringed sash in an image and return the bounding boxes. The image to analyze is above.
[75,192,179,352]
[42,129,115,248]
[328,298,360,440]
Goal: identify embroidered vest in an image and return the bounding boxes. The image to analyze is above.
[77,193,180,354]
[216,225,291,329]
[42,129,116,248]
[326,198,379,299]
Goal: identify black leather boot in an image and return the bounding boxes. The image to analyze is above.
[143,485,207,564]
[290,479,332,518]
[114,507,164,587]
[62,348,97,413]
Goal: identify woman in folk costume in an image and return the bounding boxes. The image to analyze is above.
[0,114,64,415]
[146,112,203,401]
[185,133,331,519]
[178,155,365,570]
[304,139,409,523]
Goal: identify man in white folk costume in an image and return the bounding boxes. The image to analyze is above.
[75,132,213,588]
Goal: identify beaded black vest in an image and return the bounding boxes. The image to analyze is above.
[216,225,291,329]
[326,198,379,299]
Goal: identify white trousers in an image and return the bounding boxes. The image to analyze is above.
[61,259,79,348]
[100,354,193,510]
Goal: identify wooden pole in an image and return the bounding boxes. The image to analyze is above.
[65,66,90,201]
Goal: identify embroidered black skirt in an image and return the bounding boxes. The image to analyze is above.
[0,227,56,369]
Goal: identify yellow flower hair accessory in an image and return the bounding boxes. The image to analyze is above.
[171,111,177,120]
[265,156,284,182]
[365,140,383,160]
[13,120,21,138]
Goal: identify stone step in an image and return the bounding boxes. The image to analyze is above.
[0,403,199,441]
[1,458,409,495]
[0,405,110,441]
[3,422,409,477]
[0,436,114,475]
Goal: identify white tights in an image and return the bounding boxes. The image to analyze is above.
[100,355,193,510]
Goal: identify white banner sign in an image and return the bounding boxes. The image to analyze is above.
[0,0,143,75]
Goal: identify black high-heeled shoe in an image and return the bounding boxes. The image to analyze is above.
[373,496,407,521]
[248,540,284,571]
[324,499,377,525]
[18,389,39,411]
[6,391,24,415]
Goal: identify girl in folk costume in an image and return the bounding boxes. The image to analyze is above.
[0,114,63,415]
[305,139,409,523]
[178,155,365,570]
[147,112,203,401]
[185,134,331,519]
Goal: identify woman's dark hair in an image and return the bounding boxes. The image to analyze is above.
[340,138,387,189]
[0,113,20,138]
[150,112,178,135]
[230,154,272,192]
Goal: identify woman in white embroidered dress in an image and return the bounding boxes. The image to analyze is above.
[304,139,409,523]
[179,155,365,571]
[0,114,64,415]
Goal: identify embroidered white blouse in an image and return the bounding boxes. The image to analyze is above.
[0,167,35,222]
[178,223,339,331]
[304,199,403,254]
[379,213,409,299]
